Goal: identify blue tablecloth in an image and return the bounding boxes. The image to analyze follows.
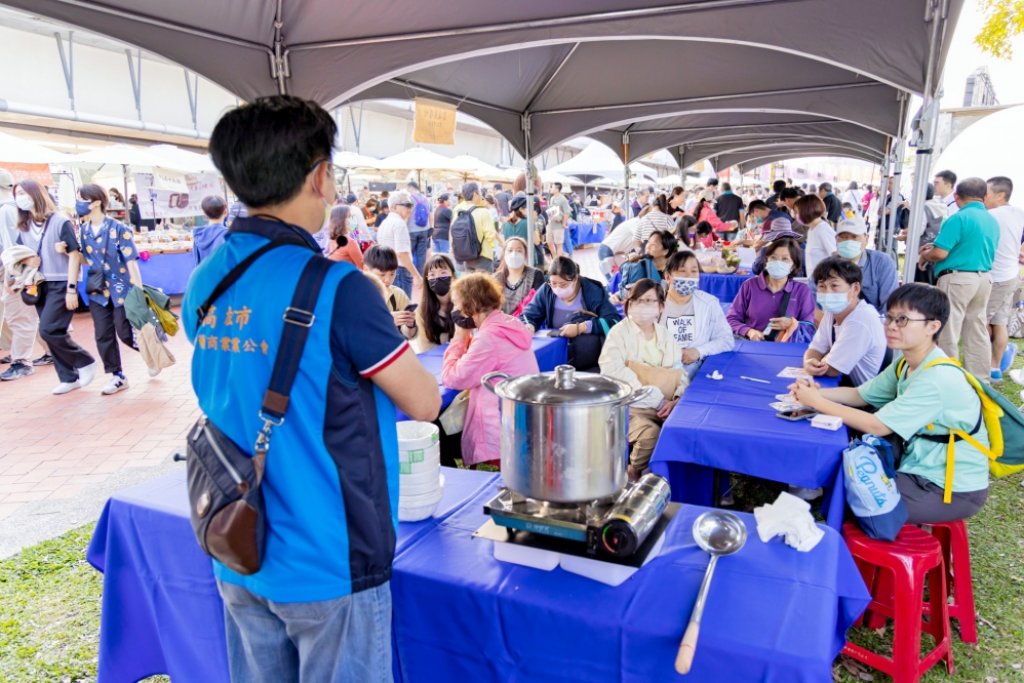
[86,467,500,683]
[699,272,752,304]
[139,252,195,295]
[650,343,851,530]
[568,220,608,246]
[398,335,568,420]
[88,469,868,683]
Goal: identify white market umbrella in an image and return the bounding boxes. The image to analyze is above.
[335,150,381,170]
[450,155,517,183]
[69,144,169,168]
[147,144,217,173]
[0,131,69,164]
[539,170,583,187]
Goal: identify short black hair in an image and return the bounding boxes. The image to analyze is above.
[812,256,862,287]
[548,255,579,280]
[934,169,957,187]
[201,195,227,220]
[666,250,702,275]
[886,283,949,340]
[694,220,714,236]
[462,182,480,201]
[364,245,399,272]
[553,182,563,191]
[988,176,1013,200]
[772,179,787,193]
[779,187,801,201]
[955,177,988,201]
[747,199,769,213]
[819,182,833,193]
[721,182,732,192]
[705,178,719,187]
[649,229,679,255]
[209,95,336,209]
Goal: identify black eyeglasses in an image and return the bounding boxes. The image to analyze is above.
[883,314,932,328]
[307,158,338,176]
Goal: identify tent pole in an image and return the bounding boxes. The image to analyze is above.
[883,130,905,261]
[622,133,631,221]
[903,0,947,284]
[523,114,535,268]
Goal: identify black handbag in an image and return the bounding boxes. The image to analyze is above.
[565,310,611,372]
[185,238,331,575]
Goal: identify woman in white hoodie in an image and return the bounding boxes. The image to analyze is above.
[659,251,735,378]
[599,279,688,480]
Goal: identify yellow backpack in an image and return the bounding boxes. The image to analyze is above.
[896,356,1024,503]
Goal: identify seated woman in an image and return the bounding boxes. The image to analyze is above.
[791,284,989,524]
[692,220,720,249]
[493,236,545,316]
[617,229,679,299]
[661,251,734,377]
[441,274,540,468]
[521,256,621,371]
[673,214,696,248]
[690,190,730,235]
[727,237,815,342]
[599,279,689,480]
[414,254,457,352]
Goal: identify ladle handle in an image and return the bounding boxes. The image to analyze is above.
[674,622,700,675]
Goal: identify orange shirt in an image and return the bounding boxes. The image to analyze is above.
[328,237,364,269]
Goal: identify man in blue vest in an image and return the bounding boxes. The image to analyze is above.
[183,95,440,683]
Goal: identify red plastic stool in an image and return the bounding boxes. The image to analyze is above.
[842,522,953,683]
[928,520,977,643]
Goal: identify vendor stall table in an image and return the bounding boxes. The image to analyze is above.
[699,271,753,304]
[650,343,851,530]
[88,468,869,682]
[138,251,196,295]
[568,220,608,246]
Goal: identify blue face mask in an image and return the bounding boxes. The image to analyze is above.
[765,260,792,279]
[816,292,850,314]
[671,277,699,297]
[75,199,93,217]
[837,240,862,259]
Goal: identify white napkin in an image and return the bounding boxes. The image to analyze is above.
[753,492,825,552]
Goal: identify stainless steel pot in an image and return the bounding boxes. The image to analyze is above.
[481,364,652,503]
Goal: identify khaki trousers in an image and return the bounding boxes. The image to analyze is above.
[628,408,664,472]
[937,271,993,379]
[1,288,40,363]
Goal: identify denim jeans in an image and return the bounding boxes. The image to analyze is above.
[218,580,393,683]
[409,231,431,274]
[432,238,449,254]
[394,266,413,297]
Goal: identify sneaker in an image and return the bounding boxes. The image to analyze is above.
[0,361,33,381]
[1001,343,1018,373]
[52,380,81,395]
[147,367,161,378]
[991,369,1003,382]
[77,361,97,388]
[32,354,54,366]
[101,375,129,395]
[0,355,10,364]
[1010,368,1024,386]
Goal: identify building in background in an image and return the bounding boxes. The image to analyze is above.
[963,66,999,108]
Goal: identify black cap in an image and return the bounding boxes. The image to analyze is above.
[345,193,357,204]
[437,193,450,202]
[510,196,528,212]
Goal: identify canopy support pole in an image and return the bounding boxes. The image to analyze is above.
[873,149,890,252]
[883,127,906,260]
[903,0,949,284]
[622,132,631,221]
[523,113,536,268]
[54,31,75,113]
[270,0,290,95]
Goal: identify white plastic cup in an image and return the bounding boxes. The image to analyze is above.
[397,421,440,452]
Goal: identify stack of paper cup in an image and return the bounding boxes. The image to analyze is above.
[396,421,444,521]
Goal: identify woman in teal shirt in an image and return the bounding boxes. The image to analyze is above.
[791,283,989,523]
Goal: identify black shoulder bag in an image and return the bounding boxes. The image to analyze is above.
[185,242,332,575]
[764,289,792,342]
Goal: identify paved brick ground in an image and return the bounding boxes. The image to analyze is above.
[0,306,198,522]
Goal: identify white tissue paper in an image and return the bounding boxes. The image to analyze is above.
[706,370,724,381]
[753,491,825,552]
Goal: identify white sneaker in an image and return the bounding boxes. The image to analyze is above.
[52,380,82,395]
[101,375,129,395]
[78,361,98,388]
[148,367,161,378]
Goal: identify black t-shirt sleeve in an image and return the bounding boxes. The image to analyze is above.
[59,220,81,252]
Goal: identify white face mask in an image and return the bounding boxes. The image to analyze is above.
[629,303,661,325]
[505,251,526,270]
[551,283,575,300]
[15,194,34,212]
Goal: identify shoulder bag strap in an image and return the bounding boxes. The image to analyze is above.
[254,256,334,452]
[195,240,293,322]
[765,289,792,342]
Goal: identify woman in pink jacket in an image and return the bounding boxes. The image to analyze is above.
[442,274,539,467]
[691,190,730,237]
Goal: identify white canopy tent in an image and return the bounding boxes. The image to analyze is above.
[933,104,1024,184]
[0,131,69,164]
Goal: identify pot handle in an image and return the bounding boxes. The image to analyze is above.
[481,371,511,395]
[622,385,658,406]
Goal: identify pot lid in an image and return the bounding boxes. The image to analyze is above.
[495,364,634,405]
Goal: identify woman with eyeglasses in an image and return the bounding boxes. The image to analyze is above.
[726,237,815,342]
[599,278,688,481]
[413,253,457,352]
[790,283,989,524]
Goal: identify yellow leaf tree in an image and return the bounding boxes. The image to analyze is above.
[976,0,1024,58]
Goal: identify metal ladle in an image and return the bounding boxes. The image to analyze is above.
[675,510,748,675]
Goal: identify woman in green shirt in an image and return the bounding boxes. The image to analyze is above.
[791,283,989,523]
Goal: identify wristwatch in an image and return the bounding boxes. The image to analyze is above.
[66,283,77,291]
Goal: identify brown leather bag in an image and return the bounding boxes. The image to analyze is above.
[627,360,684,400]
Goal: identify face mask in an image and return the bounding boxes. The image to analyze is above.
[629,303,660,325]
[505,251,526,270]
[671,277,699,297]
[450,309,476,330]
[427,275,452,297]
[816,292,850,314]
[15,194,34,212]
[551,282,575,300]
[75,199,93,217]
[837,240,862,259]
[765,260,792,279]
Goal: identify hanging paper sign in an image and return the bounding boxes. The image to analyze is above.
[135,171,223,219]
[412,97,457,145]
[150,168,189,191]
